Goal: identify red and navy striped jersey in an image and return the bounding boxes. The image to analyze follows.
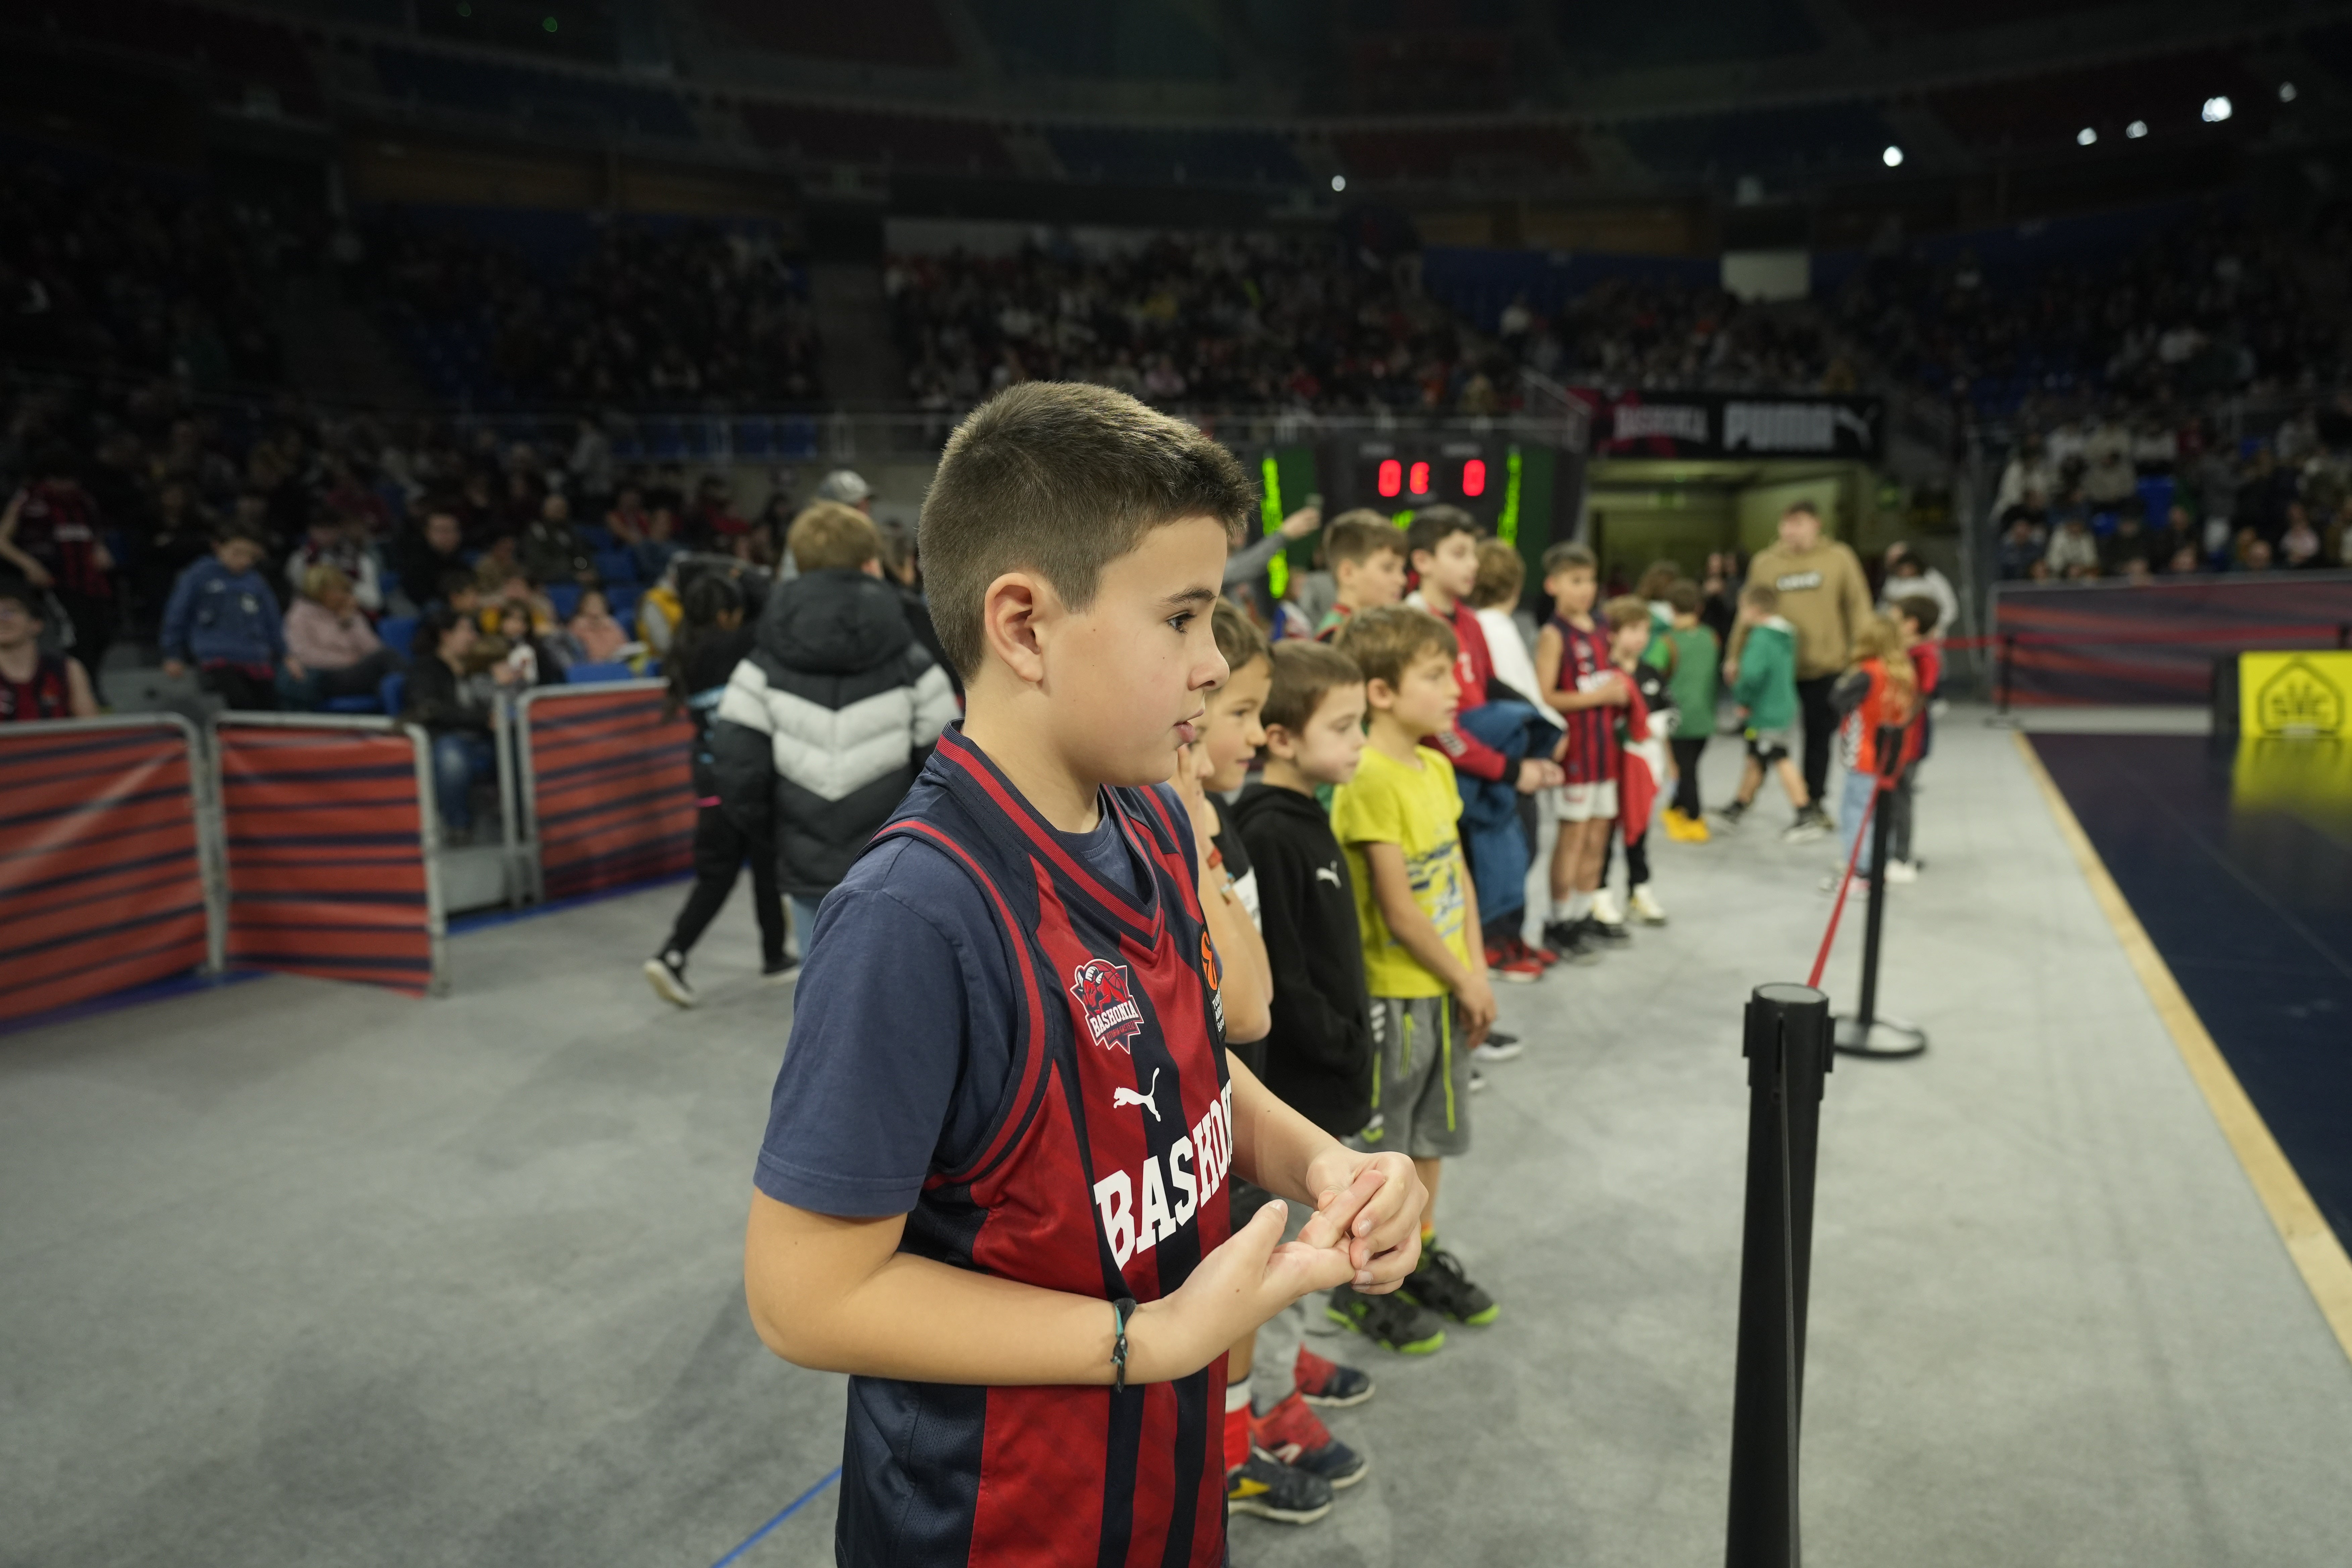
[0,652,72,722]
[10,484,111,600]
[1551,615,1620,785]
[835,726,1235,1568]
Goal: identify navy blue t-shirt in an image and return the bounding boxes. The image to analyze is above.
[755,797,1141,1217]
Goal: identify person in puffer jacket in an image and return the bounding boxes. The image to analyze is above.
[708,501,961,948]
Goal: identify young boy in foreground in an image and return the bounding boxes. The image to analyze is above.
[1532,543,1629,958]
[1236,641,1452,1362]
[1330,605,1502,1338]
[1314,509,1408,640]
[742,384,1427,1568]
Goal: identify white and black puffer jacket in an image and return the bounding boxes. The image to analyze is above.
[709,568,960,896]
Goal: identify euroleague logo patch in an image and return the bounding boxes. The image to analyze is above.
[1069,957,1145,1054]
[1198,931,1222,991]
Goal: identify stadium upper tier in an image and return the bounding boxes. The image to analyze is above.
[4,0,2337,201]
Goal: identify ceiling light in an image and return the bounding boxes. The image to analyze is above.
[2203,95,2233,123]
[2278,82,2298,103]
[1882,144,1904,167]
[1331,174,1346,192]
[2077,126,2098,146]
[2126,119,2148,139]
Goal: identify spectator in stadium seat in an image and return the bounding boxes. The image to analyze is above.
[283,565,402,707]
[403,605,516,842]
[161,522,298,711]
[2080,419,2136,508]
[0,580,98,721]
[1993,433,2054,516]
[0,449,115,703]
[2280,505,2323,569]
[1878,544,1958,633]
[397,508,468,610]
[2100,508,2155,578]
[557,588,633,667]
[2044,514,2101,579]
[520,492,588,587]
[285,511,383,616]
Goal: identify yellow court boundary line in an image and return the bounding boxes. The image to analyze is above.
[2014,731,2352,1365]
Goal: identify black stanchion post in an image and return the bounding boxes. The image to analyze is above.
[1726,983,1831,1568]
[1996,633,2015,717]
[1835,733,1928,1059]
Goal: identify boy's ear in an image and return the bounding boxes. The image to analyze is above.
[1409,550,1435,577]
[978,569,1052,685]
[1363,677,1399,711]
[1260,721,1300,760]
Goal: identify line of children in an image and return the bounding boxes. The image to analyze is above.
[1534,542,1628,959]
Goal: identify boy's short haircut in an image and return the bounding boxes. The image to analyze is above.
[1468,538,1524,610]
[1666,580,1702,616]
[1783,499,1821,521]
[439,568,478,601]
[1403,504,1479,565]
[1634,559,1680,600]
[1893,593,1943,634]
[1262,640,1364,733]
[214,519,265,548]
[0,580,43,618]
[788,500,882,574]
[1336,604,1456,692]
[1324,510,1404,569]
[1542,541,1596,576]
[1602,594,1650,632]
[919,383,1254,678]
[1210,596,1268,674]
[1741,581,1781,614]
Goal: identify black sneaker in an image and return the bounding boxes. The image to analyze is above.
[1400,1244,1498,1326]
[1582,912,1630,945]
[1713,800,1749,830]
[1327,1283,1447,1354]
[643,950,696,1008]
[1226,1446,1333,1523]
[1540,920,1604,966]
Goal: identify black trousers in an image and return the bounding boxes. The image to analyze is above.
[1669,736,1707,816]
[1796,673,1838,805]
[1600,817,1651,890]
[663,802,785,966]
[200,662,279,710]
[1888,772,1916,864]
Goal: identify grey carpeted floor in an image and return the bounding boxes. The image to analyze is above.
[4,712,2347,1568]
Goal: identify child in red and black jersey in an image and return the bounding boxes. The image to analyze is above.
[0,458,115,703]
[741,384,1429,1568]
[0,581,98,721]
[1884,595,1944,881]
[1532,543,1630,961]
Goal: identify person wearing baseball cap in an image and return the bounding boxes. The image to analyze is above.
[813,470,873,513]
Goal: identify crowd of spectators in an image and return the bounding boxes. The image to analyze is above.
[0,163,291,393]
[1990,392,2352,579]
[886,234,1521,414]
[1504,279,1861,394]
[366,215,826,409]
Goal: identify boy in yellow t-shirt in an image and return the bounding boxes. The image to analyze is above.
[1329,606,1502,1335]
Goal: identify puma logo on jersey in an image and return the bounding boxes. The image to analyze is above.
[1113,1068,1161,1122]
[1092,1083,1235,1268]
[1315,864,1342,888]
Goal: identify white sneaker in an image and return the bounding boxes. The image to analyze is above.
[1780,812,1829,845]
[644,951,697,1008]
[1628,886,1668,924]
[1883,860,1919,884]
[1468,1068,1488,1093]
[1591,889,1627,928]
[1471,1039,1524,1063]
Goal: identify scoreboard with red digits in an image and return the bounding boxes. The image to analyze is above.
[1341,437,1539,540]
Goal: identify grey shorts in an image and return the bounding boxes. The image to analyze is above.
[1745,726,1793,765]
[1350,994,1471,1161]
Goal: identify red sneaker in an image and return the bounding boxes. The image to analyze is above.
[1293,1345,1375,1408]
[1251,1391,1369,1487]
[1487,941,1545,984]
[1515,936,1561,968]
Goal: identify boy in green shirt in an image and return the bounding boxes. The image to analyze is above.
[1658,580,1719,841]
[1330,605,1502,1342]
[1716,582,1827,841]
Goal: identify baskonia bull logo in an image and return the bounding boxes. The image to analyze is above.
[1069,958,1145,1053]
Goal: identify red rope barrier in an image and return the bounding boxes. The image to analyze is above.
[1807,787,1876,990]
[1958,621,2346,649]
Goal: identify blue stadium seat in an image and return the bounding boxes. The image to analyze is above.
[566,661,635,684]
[605,584,641,622]
[594,549,639,586]
[547,583,582,621]
[380,672,408,719]
[323,693,385,715]
[379,615,420,658]
[574,524,613,552]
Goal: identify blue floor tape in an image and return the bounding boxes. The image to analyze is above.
[709,1467,843,1568]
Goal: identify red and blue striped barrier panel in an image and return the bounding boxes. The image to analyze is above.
[216,722,440,995]
[0,718,212,1025]
[1991,574,2352,705]
[519,682,695,900]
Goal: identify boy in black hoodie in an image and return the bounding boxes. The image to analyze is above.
[1234,640,1450,1358]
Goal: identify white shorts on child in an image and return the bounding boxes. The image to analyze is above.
[1554,780,1619,821]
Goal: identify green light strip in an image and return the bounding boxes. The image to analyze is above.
[1498,446,1523,545]
[1261,453,1287,600]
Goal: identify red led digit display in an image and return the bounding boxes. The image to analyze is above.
[1462,458,1486,497]
[1408,460,1431,496]
[1377,458,1402,498]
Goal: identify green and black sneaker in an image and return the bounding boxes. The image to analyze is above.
[1326,1283,1447,1354]
[1400,1244,1499,1326]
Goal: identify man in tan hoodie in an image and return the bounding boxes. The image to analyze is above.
[1725,501,1873,810]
